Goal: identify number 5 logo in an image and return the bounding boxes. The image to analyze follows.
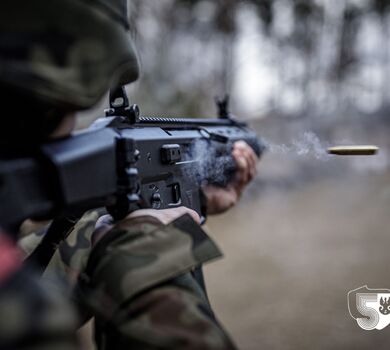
[348,286,390,330]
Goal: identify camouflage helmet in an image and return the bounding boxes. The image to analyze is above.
[0,0,139,110]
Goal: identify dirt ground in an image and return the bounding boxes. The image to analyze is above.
[204,168,390,350]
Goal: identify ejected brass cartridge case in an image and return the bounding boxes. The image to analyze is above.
[327,145,379,156]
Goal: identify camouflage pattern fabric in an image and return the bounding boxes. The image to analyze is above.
[0,0,139,109]
[0,232,78,350]
[18,210,102,285]
[19,212,237,349]
[78,214,236,349]
[95,285,235,349]
[80,214,222,316]
[48,210,105,285]
[18,222,49,257]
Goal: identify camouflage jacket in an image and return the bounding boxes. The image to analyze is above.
[19,211,237,349]
[0,232,78,350]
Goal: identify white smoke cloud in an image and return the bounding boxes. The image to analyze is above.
[265,131,331,160]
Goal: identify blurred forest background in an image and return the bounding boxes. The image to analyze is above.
[80,1,390,349]
[128,0,390,121]
[121,0,390,177]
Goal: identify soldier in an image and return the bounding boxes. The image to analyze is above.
[0,0,258,349]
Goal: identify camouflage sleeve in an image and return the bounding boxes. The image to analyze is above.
[18,210,103,282]
[77,214,236,350]
[0,233,78,350]
[18,210,103,325]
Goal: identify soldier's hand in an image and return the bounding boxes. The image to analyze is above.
[203,141,259,215]
[126,207,200,225]
[92,207,200,245]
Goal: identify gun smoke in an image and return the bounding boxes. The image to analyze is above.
[186,139,233,185]
[184,131,389,188]
[265,131,331,160]
[188,132,333,187]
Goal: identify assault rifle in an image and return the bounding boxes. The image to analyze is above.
[0,87,265,232]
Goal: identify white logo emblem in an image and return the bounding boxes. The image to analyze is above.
[348,285,390,330]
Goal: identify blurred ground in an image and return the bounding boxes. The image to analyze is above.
[205,166,390,350]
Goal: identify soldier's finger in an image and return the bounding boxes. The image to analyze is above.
[127,208,201,225]
[232,148,247,170]
[244,147,258,180]
[240,147,255,180]
[175,207,201,224]
[234,140,250,151]
[233,152,250,185]
[92,215,114,244]
[237,142,258,172]
[235,143,258,179]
